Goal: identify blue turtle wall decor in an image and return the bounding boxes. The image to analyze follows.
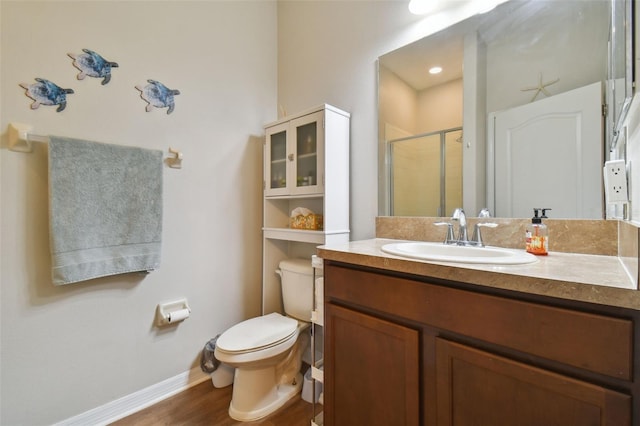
[68,49,118,85]
[135,80,180,114]
[19,78,74,112]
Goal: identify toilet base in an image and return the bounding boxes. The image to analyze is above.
[228,371,303,421]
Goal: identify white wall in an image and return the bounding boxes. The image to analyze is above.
[624,95,640,220]
[0,1,276,424]
[277,0,475,239]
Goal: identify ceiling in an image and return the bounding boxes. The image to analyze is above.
[380,0,544,92]
[379,28,466,91]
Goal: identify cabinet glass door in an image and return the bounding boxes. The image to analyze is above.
[292,111,324,195]
[265,123,289,196]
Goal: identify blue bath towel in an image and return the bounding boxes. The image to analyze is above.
[48,136,163,285]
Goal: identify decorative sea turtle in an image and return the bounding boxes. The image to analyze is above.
[68,48,119,85]
[135,79,180,114]
[19,78,74,112]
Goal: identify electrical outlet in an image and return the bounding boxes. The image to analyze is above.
[604,160,629,203]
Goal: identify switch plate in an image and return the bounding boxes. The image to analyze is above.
[604,159,629,203]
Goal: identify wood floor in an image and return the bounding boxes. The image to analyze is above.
[110,380,313,426]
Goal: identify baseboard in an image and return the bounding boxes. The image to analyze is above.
[54,367,211,426]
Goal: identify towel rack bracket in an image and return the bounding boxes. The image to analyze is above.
[166,147,183,169]
[8,123,34,153]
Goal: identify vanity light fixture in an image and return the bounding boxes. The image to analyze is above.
[429,66,443,74]
[473,0,501,14]
[408,0,501,16]
[408,0,442,15]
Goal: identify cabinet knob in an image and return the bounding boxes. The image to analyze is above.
[288,153,294,161]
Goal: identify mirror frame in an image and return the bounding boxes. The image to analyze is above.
[609,0,634,151]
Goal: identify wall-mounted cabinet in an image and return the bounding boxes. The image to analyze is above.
[262,104,350,315]
[265,110,324,197]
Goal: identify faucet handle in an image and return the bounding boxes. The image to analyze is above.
[472,222,498,247]
[478,208,492,218]
[434,222,455,244]
[452,208,465,222]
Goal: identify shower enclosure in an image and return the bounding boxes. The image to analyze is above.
[389,127,463,217]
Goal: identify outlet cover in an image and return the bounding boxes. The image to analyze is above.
[604,159,629,204]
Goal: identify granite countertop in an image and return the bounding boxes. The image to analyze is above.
[317,238,640,311]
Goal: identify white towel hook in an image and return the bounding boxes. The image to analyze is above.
[166,147,183,169]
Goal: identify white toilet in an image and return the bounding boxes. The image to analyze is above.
[214,258,314,421]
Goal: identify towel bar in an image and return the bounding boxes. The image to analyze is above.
[7,122,182,167]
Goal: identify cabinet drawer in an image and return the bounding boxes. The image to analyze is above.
[325,264,633,380]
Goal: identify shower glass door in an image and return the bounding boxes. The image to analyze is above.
[390,127,462,217]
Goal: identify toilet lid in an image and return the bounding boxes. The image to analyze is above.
[216,312,298,353]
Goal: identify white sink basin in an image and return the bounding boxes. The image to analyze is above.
[381,242,538,265]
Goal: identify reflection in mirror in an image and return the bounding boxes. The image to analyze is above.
[390,127,462,216]
[609,0,634,149]
[378,0,633,219]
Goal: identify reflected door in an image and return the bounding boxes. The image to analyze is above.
[490,82,603,218]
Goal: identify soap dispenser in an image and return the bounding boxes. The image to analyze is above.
[526,208,550,255]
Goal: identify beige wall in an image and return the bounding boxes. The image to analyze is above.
[417,78,463,133]
[378,65,418,136]
[1,2,276,424]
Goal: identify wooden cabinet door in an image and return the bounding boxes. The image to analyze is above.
[324,303,420,426]
[435,338,630,426]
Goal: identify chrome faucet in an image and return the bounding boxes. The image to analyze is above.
[451,208,468,243]
[435,207,497,247]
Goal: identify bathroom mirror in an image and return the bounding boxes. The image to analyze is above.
[378,0,634,219]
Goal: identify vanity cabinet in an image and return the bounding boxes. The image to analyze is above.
[262,105,350,315]
[323,262,635,426]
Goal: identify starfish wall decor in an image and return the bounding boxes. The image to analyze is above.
[521,73,560,102]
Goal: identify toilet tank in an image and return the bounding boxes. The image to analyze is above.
[278,258,314,321]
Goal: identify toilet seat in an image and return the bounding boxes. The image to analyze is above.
[216,312,298,354]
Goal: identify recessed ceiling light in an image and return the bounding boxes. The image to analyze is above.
[429,66,443,74]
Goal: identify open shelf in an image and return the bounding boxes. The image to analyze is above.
[311,365,324,383]
[263,227,326,244]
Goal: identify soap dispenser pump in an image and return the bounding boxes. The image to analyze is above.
[526,208,551,255]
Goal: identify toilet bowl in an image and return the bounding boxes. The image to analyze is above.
[214,258,314,421]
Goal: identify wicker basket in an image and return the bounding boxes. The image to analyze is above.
[290,213,323,230]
